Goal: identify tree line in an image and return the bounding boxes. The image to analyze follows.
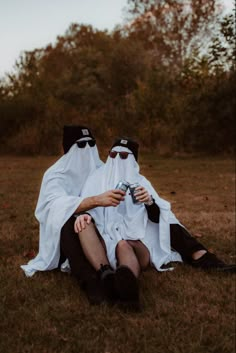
[0,0,235,155]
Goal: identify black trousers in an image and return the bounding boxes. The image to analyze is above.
[60,217,207,281]
[170,224,206,263]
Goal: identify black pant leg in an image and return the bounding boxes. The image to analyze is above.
[60,216,98,289]
[170,224,207,263]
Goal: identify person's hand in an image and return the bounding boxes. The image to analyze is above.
[74,213,92,233]
[96,189,125,207]
[133,186,152,204]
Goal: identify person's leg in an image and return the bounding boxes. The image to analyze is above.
[78,222,110,271]
[76,221,116,300]
[170,224,236,272]
[116,240,140,277]
[60,216,103,304]
[127,240,150,270]
[170,224,207,263]
[114,240,140,307]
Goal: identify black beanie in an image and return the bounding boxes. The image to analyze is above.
[111,137,139,161]
[63,125,94,153]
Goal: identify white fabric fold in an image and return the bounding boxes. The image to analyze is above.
[21,141,103,277]
[81,146,182,270]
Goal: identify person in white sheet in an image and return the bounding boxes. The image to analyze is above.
[79,137,182,303]
[21,126,125,304]
[78,137,236,304]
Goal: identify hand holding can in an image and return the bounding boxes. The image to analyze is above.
[129,183,142,204]
[115,180,130,193]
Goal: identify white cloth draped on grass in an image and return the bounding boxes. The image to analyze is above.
[21,140,103,277]
[81,146,182,270]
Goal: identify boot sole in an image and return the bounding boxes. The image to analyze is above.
[102,271,116,300]
[115,266,139,302]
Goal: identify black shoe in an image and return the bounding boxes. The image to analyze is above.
[84,278,105,305]
[97,264,116,301]
[191,252,236,273]
[114,265,140,309]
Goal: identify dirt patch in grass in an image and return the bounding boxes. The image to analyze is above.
[0,156,235,353]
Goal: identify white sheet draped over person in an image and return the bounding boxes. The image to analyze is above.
[21,126,103,277]
[81,140,182,270]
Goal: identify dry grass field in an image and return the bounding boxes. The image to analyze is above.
[0,155,235,353]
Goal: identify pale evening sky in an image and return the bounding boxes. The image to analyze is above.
[0,0,234,78]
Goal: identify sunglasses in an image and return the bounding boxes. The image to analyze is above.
[109,151,133,159]
[76,139,96,148]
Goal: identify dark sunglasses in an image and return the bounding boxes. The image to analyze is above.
[109,151,133,159]
[76,139,96,148]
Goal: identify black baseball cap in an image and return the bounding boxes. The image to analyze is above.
[63,125,94,153]
[111,137,139,161]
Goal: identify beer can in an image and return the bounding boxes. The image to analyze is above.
[129,183,141,204]
[115,180,130,193]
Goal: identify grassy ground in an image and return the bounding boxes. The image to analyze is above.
[0,155,235,353]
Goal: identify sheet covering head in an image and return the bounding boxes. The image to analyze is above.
[111,137,139,161]
[63,125,95,154]
[81,140,182,270]
[21,126,103,277]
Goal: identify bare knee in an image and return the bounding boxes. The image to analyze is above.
[116,239,131,251]
[116,240,132,255]
[127,240,138,248]
[79,222,96,236]
[127,240,150,270]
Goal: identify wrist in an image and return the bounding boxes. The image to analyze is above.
[92,195,100,207]
[145,195,154,206]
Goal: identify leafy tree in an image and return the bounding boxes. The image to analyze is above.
[123,0,220,71]
[0,3,235,155]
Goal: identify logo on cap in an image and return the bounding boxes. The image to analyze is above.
[82,129,89,136]
[120,139,128,144]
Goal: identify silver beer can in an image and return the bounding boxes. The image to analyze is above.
[115,180,130,193]
[129,183,141,204]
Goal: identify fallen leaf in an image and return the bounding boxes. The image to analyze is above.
[2,203,10,209]
[193,233,203,238]
[23,250,36,259]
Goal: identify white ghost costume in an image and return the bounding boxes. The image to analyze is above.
[81,146,182,270]
[21,138,103,277]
